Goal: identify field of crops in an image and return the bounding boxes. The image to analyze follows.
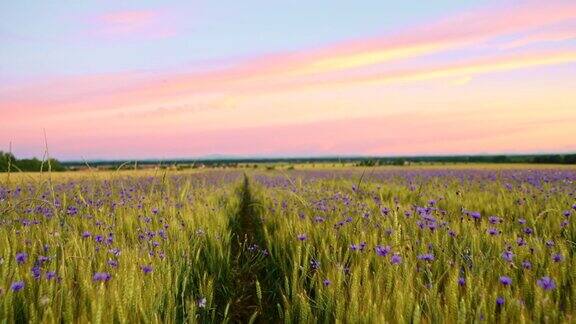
[1,166,575,323]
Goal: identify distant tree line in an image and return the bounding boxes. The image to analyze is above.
[61,154,576,169]
[0,151,66,172]
[355,154,576,166]
[2,152,574,172]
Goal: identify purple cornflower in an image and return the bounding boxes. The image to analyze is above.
[522,260,532,269]
[37,255,49,264]
[141,265,153,274]
[46,271,56,280]
[82,231,91,239]
[375,245,391,257]
[323,279,331,286]
[502,251,514,262]
[523,227,533,235]
[563,210,571,217]
[470,211,481,220]
[499,276,512,286]
[496,296,505,306]
[350,244,359,251]
[297,234,307,241]
[418,253,435,262]
[11,281,25,292]
[93,272,111,282]
[488,216,501,224]
[516,237,527,246]
[458,277,466,287]
[545,240,555,248]
[518,218,526,225]
[537,276,556,291]
[314,216,325,223]
[31,266,41,280]
[15,252,27,265]
[390,254,402,265]
[552,253,563,263]
[487,228,499,236]
[197,297,207,308]
[107,259,119,268]
[95,235,104,243]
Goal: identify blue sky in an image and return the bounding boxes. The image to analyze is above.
[1,0,480,80]
[1,0,576,159]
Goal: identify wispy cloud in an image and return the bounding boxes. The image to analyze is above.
[85,9,178,40]
[3,0,576,158]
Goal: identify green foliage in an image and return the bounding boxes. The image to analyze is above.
[249,169,576,322]
[0,151,66,172]
[1,167,574,322]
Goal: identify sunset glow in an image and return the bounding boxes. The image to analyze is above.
[1,1,575,159]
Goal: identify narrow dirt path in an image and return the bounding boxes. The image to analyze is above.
[227,175,280,323]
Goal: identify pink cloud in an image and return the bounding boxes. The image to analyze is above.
[3,0,576,158]
[86,9,178,40]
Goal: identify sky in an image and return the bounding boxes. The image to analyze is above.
[1,0,576,160]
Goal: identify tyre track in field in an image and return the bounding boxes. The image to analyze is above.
[227,175,281,323]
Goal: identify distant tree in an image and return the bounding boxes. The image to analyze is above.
[0,151,66,172]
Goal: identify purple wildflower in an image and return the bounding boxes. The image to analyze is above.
[37,255,49,264]
[499,276,512,286]
[418,253,435,262]
[297,233,307,241]
[488,216,501,224]
[496,296,505,306]
[537,276,556,291]
[323,279,331,286]
[487,228,499,236]
[502,250,514,262]
[93,272,111,282]
[552,253,563,263]
[522,260,532,269]
[375,245,391,257]
[11,281,25,292]
[197,297,207,308]
[31,266,41,280]
[15,252,27,265]
[390,254,402,265]
[458,277,466,286]
[141,265,153,274]
[46,271,56,280]
[82,231,91,239]
[516,237,527,246]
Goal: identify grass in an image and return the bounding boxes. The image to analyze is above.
[0,165,574,323]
